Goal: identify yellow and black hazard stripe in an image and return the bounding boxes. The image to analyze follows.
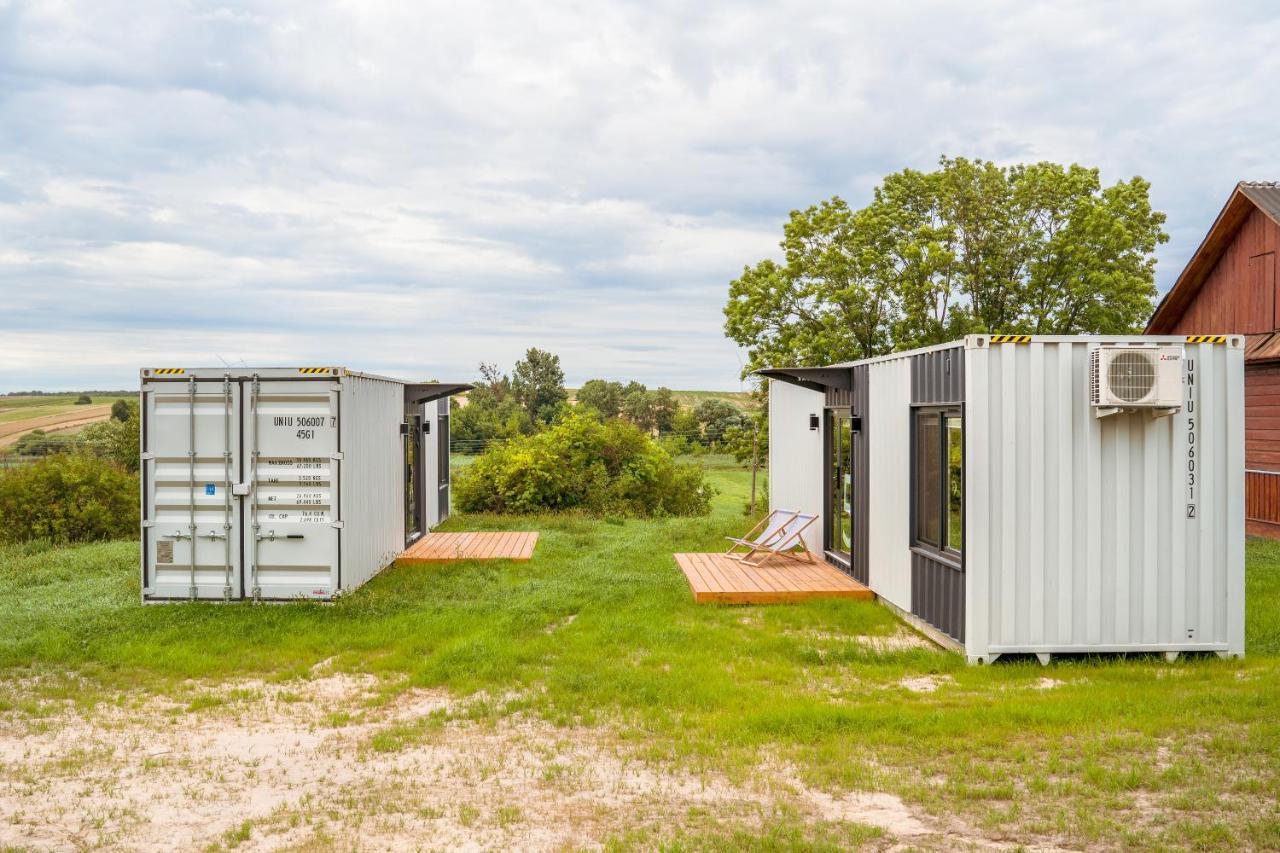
[297,367,335,375]
[989,334,1032,344]
[1185,335,1227,344]
[152,368,186,375]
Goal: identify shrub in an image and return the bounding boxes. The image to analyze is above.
[75,394,92,405]
[80,403,140,473]
[0,453,138,544]
[110,399,131,421]
[452,412,715,516]
[10,429,78,457]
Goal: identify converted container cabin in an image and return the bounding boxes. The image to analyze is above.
[139,367,470,602]
[763,335,1246,663]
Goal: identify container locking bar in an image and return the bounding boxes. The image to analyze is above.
[187,376,198,601]
[249,373,261,602]
[222,374,233,602]
[255,531,305,542]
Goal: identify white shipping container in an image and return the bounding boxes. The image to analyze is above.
[763,335,1246,663]
[139,367,468,602]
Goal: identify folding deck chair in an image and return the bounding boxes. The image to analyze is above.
[725,509,818,567]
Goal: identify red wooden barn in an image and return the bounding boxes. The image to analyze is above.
[1147,181,1280,537]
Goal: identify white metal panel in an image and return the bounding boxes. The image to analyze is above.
[964,338,1245,658]
[338,373,405,592]
[424,398,452,530]
[767,380,825,552]
[141,377,241,600]
[245,378,340,599]
[866,357,913,613]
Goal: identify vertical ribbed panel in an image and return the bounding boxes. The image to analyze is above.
[849,365,870,585]
[965,340,1245,656]
[911,552,965,641]
[339,374,406,592]
[911,346,964,404]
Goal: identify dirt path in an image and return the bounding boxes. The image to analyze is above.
[0,406,112,448]
[0,673,1012,852]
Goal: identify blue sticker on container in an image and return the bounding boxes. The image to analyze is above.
[205,483,216,496]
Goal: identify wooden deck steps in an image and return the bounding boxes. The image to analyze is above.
[398,531,538,564]
[674,552,873,604]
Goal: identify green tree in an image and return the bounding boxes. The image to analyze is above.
[724,156,1168,376]
[576,379,624,419]
[110,399,131,421]
[694,399,748,446]
[80,401,140,472]
[648,387,678,433]
[451,364,531,451]
[511,348,568,425]
[74,394,92,405]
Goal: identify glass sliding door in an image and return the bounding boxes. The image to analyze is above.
[827,411,854,559]
[404,414,423,543]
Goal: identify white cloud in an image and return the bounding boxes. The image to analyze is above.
[1,0,1278,391]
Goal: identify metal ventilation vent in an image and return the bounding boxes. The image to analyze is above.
[1107,351,1157,403]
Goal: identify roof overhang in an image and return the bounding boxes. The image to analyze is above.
[755,367,851,394]
[1148,182,1280,333]
[404,382,473,408]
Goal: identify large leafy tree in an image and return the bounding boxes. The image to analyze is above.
[511,348,568,425]
[724,157,1167,375]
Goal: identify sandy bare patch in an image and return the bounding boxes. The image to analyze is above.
[544,613,578,634]
[0,675,998,851]
[898,674,954,693]
[787,628,938,653]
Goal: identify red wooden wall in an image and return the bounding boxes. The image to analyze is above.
[1170,208,1279,335]
[1169,207,1280,535]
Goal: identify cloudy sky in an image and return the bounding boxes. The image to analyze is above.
[1,1,1277,392]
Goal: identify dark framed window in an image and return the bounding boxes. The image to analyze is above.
[913,408,963,556]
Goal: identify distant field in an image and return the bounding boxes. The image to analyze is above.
[0,394,133,450]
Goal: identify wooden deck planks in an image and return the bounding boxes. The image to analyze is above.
[673,552,874,604]
[398,531,539,564]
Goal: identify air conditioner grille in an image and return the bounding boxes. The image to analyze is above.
[1107,351,1157,403]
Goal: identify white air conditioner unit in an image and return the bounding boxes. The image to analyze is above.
[1089,345,1183,418]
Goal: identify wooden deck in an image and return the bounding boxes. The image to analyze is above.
[674,552,874,604]
[398,531,538,564]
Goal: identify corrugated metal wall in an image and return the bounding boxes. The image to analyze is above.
[340,374,406,591]
[907,345,966,639]
[912,347,964,404]
[911,552,964,641]
[849,365,870,584]
[964,339,1246,658]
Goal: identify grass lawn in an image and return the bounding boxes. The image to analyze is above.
[1,457,1278,850]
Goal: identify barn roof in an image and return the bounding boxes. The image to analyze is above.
[1146,181,1280,335]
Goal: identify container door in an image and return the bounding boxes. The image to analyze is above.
[143,377,242,600]
[244,378,340,600]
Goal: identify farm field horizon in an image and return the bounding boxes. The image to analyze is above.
[1,457,1277,851]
